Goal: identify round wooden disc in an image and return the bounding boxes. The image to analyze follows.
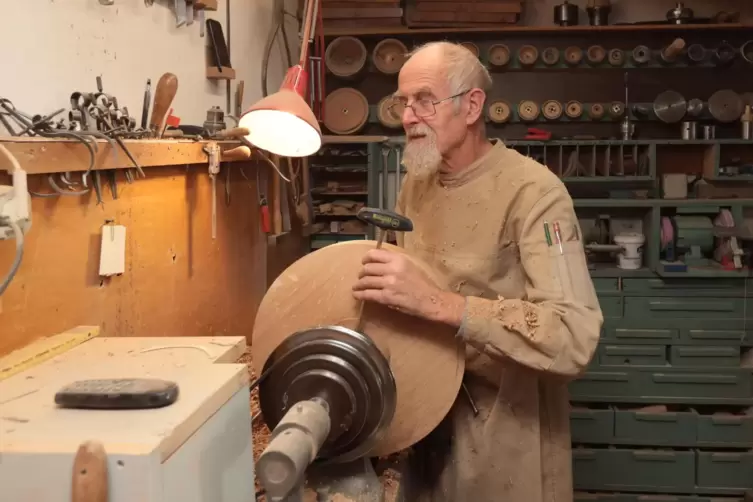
[325,36,368,78]
[252,240,465,457]
[564,46,583,65]
[518,100,540,121]
[488,44,511,67]
[377,95,403,129]
[542,100,563,120]
[323,88,369,135]
[488,100,511,123]
[373,38,408,75]
[566,100,583,119]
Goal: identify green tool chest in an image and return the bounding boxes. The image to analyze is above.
[572,448,696,493]
[668,346,740,367]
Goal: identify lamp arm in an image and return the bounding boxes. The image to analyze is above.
[298,0,319,66]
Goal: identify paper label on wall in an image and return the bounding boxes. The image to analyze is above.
[99,225,127,277]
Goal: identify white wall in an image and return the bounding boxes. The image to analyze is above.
[1,0,299,126]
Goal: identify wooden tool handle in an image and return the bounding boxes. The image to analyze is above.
[214,127,250,139]
[72,441,108,502]
[222,145,252,161]
[150,72,179,135]
[663,38,686,59]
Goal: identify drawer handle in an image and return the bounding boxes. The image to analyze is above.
[572,451,596,460]
[653,373,737,385]
[710,453,745,463]
[637,496,682,502]
[632,451,676,461]
[649,301,734,312]
[581,372,629,382]
[710,416,745,426]
[635,413,678,422]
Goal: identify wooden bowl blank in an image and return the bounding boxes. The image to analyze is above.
[252,240,465,457]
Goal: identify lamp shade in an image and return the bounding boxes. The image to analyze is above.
[239,70,322,158]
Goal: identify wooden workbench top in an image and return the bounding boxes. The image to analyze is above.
[0,335,248,461]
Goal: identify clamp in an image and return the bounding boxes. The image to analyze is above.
[203,142,222,240]
[525,127,553,140]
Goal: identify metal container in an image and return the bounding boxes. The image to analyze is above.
[554,1,579,26]
[703,125,716,139]
[681,121,697,140]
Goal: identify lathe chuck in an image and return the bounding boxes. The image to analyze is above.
[259,325,396,464]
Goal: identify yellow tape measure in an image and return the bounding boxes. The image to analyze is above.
[0,326,100,382]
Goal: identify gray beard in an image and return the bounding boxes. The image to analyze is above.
[402,135,442,178]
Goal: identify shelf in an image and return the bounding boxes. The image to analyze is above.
[575,199,753,208]
[322,135,388,144]
[324,23,752,38]
[0,137,246,174]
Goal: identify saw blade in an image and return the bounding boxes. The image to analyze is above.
[653,90,687,124]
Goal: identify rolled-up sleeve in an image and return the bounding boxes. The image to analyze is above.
[458,186,603,379]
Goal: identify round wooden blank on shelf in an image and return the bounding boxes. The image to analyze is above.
[372,38,408,75]
[323,87,370,135]
[325,36,368,78]
[377,95,403,129]
[460,42,480,58]
[252,240,465,457]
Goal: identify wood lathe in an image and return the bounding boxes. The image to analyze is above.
[252,209,465,501]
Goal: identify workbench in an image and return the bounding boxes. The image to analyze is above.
[0,328,254,502]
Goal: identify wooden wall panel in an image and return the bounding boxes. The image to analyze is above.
[0,163,273,356]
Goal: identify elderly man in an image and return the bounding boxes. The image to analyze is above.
[352,41,604,501]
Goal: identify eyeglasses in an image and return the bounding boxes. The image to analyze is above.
[388,90,470,118]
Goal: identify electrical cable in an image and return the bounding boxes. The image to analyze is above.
[0,144,26,296]
[0,220,23,296]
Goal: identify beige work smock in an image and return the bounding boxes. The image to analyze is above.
[394,140,603,502]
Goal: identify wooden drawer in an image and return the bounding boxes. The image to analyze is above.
[624,297,746,321]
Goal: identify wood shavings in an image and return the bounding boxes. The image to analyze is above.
[139,345,213,357]
[238,347,271,498]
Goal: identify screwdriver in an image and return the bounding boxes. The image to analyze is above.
[355,207,414,332]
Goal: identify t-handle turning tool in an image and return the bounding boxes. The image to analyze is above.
[356,207,413,248]
[355,207,414,332]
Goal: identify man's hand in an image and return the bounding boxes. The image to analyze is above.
[352,249,465,327]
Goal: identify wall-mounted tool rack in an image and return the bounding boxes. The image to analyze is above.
[314,19,753,500]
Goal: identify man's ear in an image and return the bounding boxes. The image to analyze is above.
[466,89,486,125]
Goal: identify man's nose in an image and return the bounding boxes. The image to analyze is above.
[402,105,420,128]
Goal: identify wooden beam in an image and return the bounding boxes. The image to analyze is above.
[0,137,246,175]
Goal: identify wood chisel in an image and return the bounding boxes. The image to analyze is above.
[72,441,108,502]
[140,78,151,130]
[149,73,178,138]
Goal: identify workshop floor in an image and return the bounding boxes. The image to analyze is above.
[239,348,402,502]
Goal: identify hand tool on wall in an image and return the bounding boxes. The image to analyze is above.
[72,441,108,502]
[380,145,391,210]
[354,207,414,332]
[203,141,221,239]
[149,73,178,138]
[140,79,151,130]
[660,38,686,65]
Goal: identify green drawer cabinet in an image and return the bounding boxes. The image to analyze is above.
[696,451,753,492]
[576,272,753,499]
[572,449,696,493]
[613,410,696,446]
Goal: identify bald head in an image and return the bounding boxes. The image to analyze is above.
[404,41,492,96]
